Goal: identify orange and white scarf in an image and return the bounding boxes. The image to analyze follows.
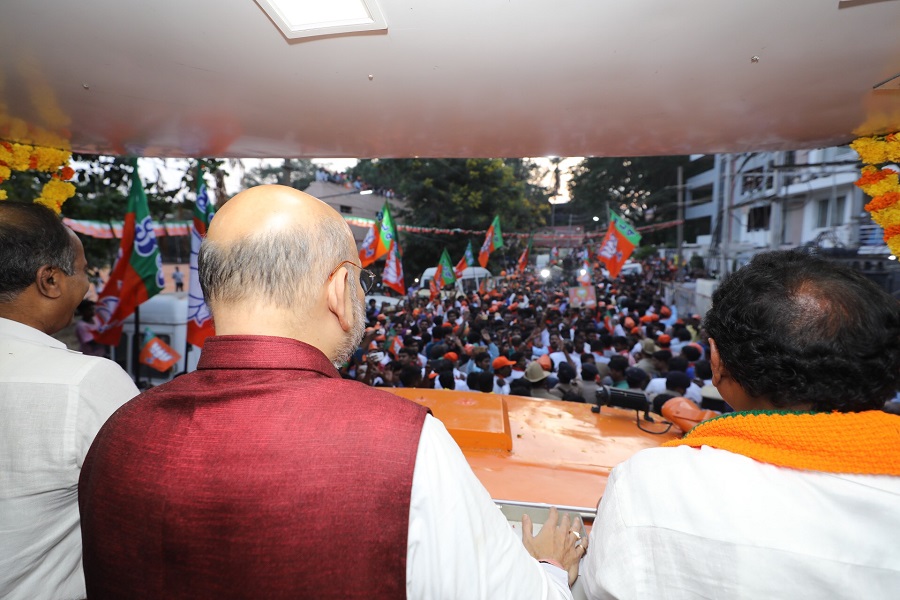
[663,410,900,475]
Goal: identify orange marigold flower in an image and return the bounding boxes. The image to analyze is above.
[28,155,38,170]
[865,193,900,212]
[60,165,75,181]
[884,224,900,238]
[856,166,889,187]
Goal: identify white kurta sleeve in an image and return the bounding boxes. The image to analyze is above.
[406,415,573,600]
[74,358,140,467]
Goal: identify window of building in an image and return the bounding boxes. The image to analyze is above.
[339,205,352,214]
[833,195,846,226]
[747,205,771,231]
[817,199,829,228]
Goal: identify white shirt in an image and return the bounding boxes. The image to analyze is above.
[582,445,900,599]
[549,351,581,374]
[409,416,572,599]
[0,317,139,600]
[646,377,703,404]
[493,376,511,395]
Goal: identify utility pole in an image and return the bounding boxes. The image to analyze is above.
[676,165,684,273]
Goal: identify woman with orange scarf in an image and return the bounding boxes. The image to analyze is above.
[581,250,900,599]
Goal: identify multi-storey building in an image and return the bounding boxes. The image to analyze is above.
[680,146,899,294]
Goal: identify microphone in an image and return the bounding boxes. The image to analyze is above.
[592,386,650,414]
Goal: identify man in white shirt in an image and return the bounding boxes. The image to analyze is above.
[582,249,900,599]
[0,202,139,600]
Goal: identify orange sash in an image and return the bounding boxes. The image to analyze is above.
[662,410,900,475]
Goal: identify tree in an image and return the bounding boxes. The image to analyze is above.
[350,158,550,281]
[567,155,709,246]
[3,154,233,268]
[242,159,315,191]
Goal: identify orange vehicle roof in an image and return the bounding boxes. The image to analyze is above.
[388,389,680,513]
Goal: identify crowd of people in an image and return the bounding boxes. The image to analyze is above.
[344,258,723,417]
[2,186,898,599]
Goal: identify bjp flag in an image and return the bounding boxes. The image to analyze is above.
[139,329,181,372]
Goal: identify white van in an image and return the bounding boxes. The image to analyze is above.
[600,262,643,279]
[417,266,493,298]
[111,293,202,387]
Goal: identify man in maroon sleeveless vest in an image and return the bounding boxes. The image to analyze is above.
[79,185,584,599]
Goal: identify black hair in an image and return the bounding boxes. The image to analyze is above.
[665,371,691,393]
[509,377,532,397]
[652,350,672,364]
[681,344,702,362]
[557,362,576,384]
[624,367,649,389]
[467,371,494,393]
[437,370,455,390]
[694,359,713,381]
[0,202,76,302]
[668,356,689,373]
[704,249,900,411]
[399,365,423,388]
[608,355,629,374]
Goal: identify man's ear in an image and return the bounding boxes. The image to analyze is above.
[35,265,63,299]
[325,266,351,332]
[708,338,726,386]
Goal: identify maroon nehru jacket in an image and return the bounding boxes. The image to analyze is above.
[79,336,429,599]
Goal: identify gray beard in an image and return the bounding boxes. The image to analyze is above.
[333,288,367,367]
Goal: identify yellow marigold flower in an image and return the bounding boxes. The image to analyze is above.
[869,204,900,229]
[856,167,899,198]
[34,195,64,214]
[851,136,900,165]
[32,148,72,172]
[34,179,76,214]
[0,190,7,201]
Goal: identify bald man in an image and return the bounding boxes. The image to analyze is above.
[79,185,582,599]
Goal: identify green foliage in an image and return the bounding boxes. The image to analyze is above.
[4,155,233,269]
[632,245,659,260]
[568,156,690,225]
[242,159,315,190]
[350,158,550,280]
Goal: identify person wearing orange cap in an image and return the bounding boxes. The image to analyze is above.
[491,356,516,394]
[442,351,470,390]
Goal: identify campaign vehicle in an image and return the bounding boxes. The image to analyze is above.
[5,1,898,586]
[417,266,494,297]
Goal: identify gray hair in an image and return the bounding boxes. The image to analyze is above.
[199,216,355,312]
[0,202,76,303]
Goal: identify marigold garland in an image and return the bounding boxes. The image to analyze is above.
[0,141,76,212]
[853,133,900,256]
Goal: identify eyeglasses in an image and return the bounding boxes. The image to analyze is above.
[328,260,376,295]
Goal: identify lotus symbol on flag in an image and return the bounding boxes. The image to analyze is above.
[94,296,120,330]
[135,215,159,256]
[155,254,165,288]
[148,340,174,362]
[599,235,618,259]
